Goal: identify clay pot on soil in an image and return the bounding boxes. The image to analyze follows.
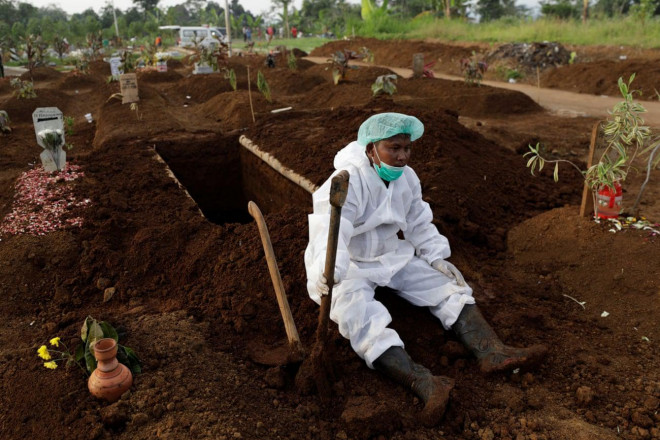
[596,182,623,219]
[88,338,133,402]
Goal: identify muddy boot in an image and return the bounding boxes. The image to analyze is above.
[451,304,547,374]
[373,346,454,427]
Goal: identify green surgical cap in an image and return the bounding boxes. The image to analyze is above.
[357,112,424,147]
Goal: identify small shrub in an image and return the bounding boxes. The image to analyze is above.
[10,78,37,99]
[372,74,398,96]
[327,49,366,85]
[460,52,488,86]
[287,52,297,71]
[257,70,272,103]
[224,68,237,91]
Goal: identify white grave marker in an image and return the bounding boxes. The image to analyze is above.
[32,107,66,172]
[109,57,122,80]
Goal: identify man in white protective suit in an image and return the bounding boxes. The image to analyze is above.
[304,112,547,426]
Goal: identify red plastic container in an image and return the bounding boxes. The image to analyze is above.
[596,182,622,219]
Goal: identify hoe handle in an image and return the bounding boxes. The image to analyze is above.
[248,201,303,354]
[317,170,350,343]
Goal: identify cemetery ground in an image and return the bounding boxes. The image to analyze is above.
[1,39,660,440]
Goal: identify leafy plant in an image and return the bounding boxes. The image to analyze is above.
[0,110,11,134]
[371,74,398,96]
[120,50,138,74]
[525,74,655,216]
[287,52,297,71]
[139,43,157,67]
[74,56,89,75]
[63,116,75,136]
[19,34,39,79]
[10,78,37,99]
[37,317,140,376]
[327,49,366,85]
[52,36,68,59]
[360,46,374,64]
[75,316,141,375]
[86,31,103,61]
[257,70,272,103]
[224,68,237,91]
[460,52,488,86]
[423,61,435,78]
[190,40,228,72]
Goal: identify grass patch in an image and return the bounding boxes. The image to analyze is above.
[408,16,660,48]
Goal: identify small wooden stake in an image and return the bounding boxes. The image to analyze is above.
[247,65,255,123]
[579,121,602,217]
[536,66,540,103]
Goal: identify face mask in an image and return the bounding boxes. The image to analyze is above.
[371,144,405,181]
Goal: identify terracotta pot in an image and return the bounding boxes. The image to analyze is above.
[88,338,133,402]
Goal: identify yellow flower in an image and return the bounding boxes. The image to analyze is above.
[49,337,61,347]
[44,361,58,369]
[37,345,52,360]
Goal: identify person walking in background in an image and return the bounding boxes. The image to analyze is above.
[245,27,252,42]
[155,35,162,48]
[291,26,297,39]
[266,26,274,44]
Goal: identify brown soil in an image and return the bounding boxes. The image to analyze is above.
[310,37,660,100]
[1,41,659,440]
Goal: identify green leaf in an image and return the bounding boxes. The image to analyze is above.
[81,316,93,342]
[74,343,85,362]
[88,321,104,347]
[553,163,559,182]
[85,350,97,373]
[99,321,119,342]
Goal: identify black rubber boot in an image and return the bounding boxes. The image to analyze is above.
[451,304,547,373]
[373,346,454,427]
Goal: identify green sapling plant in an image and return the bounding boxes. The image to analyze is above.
[288,52,297,71]
[372,74,398,96]
[257,70,272,103]
[460,52,488,86]
[10,78,37,99]
[224,68,237,91]
[525,74,655,217]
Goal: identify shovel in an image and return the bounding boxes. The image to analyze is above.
[295,170,350,398]
[247,201,304,366]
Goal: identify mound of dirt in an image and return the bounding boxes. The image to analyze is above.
[541,58,660,99]
[137,69,184,83]
[88,60,111,76]
[20,66,63,82]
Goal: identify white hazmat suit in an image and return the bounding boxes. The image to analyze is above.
[305,140,475,368]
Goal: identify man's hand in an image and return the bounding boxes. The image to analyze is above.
[431,259,467,287]
[316,274,341,296]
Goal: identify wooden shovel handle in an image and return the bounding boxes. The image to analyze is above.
[317,170,350,342]
[248,201,303,354]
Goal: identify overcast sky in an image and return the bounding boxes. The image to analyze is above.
[23,0,540,17]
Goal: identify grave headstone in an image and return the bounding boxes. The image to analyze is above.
[120,73,139,104]
[193,63,214,75]
[412,53,424,78]
[109,57,122,80]
[32,107,65,172]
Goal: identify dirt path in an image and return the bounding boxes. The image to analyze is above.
[305,56,660,128]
